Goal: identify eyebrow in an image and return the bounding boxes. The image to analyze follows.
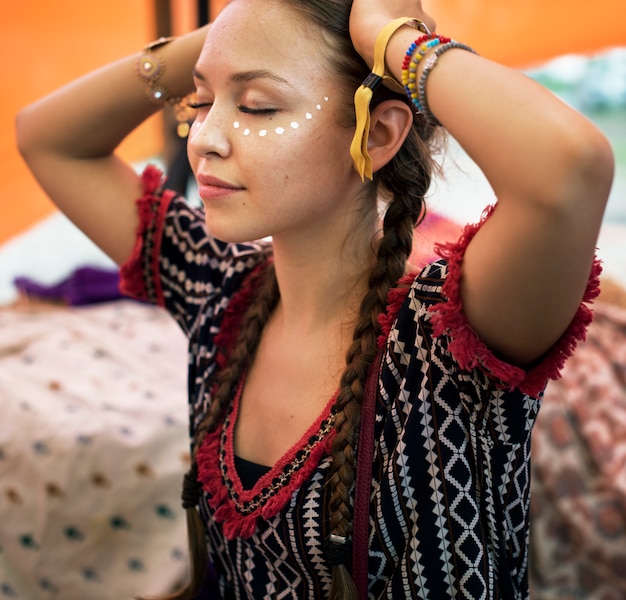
[192,68,292,87]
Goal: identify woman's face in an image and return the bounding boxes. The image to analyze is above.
[187,0,366,246]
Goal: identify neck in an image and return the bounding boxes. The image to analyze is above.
[269,225,377,335]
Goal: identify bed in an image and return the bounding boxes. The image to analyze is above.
[0,297,190,599]
[530,293,626,599]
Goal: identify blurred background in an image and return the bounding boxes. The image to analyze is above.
[0,3,625,599]
[0,0,624,302]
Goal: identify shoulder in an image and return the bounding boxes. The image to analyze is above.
[378,260,448,345]
[378,258,548,397]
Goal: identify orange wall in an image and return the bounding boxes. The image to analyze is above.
[0,1,165,244]
[430,0,626,69]
[208,0,626,67]
[2,0,625,245]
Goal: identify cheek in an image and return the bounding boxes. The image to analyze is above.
[230,95,332,156]
[186,143,198,175]
[236,125,308,164]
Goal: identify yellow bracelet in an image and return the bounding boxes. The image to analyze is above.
[349,17,430,181]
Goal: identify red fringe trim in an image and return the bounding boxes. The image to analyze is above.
[195,257,336,539]
[212,260,272,370]
[377,273,418,348]
[119,165,176,306]
[428,205,602,396]
[196,385,336,539]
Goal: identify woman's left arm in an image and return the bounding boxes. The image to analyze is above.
[353,4,614,365]
[411,48,613,365]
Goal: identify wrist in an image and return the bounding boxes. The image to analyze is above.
[135,26,208,137]
[386,25,430,83]
[356,18,431,71]
[400,35,478,126]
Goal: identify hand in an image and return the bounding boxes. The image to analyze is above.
[349,0,436,68]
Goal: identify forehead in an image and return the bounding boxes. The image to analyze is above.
[199,0,326,81]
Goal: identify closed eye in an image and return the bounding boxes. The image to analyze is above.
[237,105,278,116]
[187,101,212,110]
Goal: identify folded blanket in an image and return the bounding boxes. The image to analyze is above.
[14,266,123,306]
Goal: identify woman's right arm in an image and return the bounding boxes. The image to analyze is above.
[15,26,209,265]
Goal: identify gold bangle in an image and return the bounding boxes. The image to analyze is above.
[136,36,196,138]
[137,37,176,104]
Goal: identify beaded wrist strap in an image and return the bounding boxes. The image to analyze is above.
[401,34,450,112]
[136,36,196,138]
[416,41,477,126]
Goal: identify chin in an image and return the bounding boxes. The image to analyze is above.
[204,219,269,245]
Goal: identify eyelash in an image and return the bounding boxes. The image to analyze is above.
[239,106,277,115]
[187,101,277,116]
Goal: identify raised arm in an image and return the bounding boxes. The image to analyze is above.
[351,1,614,366]
[15,27,208,265]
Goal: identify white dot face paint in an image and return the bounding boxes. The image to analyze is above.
[189,96,332,158]
[227,96,329,141]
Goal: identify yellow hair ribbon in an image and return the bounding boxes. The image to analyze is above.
[350,17,430,181]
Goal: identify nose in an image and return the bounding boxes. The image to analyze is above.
[187,104,232,159]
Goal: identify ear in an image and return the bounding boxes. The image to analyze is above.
[367,100,414,174]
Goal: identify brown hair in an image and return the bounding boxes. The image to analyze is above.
[155,0,442,598]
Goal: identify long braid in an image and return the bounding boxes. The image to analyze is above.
[327,126,434,600]
[154,141,435,600]
[154,0,441,595]
[151,261,280,600]
[197,260,279,443]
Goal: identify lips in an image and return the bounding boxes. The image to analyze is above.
[196,174,244,200]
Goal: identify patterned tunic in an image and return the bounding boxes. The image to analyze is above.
[120,166,600,599]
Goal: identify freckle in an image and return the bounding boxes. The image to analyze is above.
[290,122,299,129]
[275,127,285,135]
[233,121,240,129]
[305,113,312,120]
[259,129,267,137]
[316,104,322,110]
[243,128,250,136]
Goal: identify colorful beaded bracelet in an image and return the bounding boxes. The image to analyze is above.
[401,35,450,112]
[401,33,436,73]
[417,41,478,126]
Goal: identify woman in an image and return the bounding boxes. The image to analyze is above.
[15,0,613,597]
